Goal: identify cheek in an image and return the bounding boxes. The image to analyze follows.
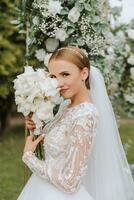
[68,75,81,89]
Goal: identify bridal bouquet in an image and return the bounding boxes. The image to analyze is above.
[13,66,62,158]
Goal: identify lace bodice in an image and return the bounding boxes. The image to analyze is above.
[22,100,99,194]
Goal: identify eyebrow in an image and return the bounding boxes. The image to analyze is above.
[49,71,70,76]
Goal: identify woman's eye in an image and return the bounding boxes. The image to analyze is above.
[63,73,69,77]
[49,73,69,78]
[50,75,55,78]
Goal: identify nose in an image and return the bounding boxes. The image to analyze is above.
[56,79,64,90]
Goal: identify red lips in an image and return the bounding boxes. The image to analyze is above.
[60,89,68,92]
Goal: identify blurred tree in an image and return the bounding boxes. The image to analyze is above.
[0,0,25,136]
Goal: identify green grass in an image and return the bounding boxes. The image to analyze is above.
[0,120,133,200]
[0,125,25,200]
[119,120,134,164]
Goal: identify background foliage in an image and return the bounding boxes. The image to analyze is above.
[0,0,25,135]
[12,0,134,118]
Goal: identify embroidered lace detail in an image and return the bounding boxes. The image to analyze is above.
[22,101,99,194]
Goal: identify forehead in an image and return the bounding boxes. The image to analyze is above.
[48,59,80,74]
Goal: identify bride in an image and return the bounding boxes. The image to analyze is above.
[17,46,134,200]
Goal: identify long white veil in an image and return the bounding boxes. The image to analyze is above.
[83,66,134,200]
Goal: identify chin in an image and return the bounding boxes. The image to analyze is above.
[62,93,74,100]
[60,90,75,99]
[60,92,70,99]
[61,94,70,99]
[63,96,71,100]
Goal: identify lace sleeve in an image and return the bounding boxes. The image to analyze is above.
[22,113,97,193]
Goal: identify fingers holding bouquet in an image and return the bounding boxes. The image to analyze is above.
[24,112,45,157]
[25,113,36,131]
[24,134,45,153]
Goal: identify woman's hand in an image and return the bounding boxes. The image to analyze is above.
[25,113,36,131]
[24,134,45,153]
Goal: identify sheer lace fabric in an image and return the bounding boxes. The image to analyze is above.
[22,101,99,194]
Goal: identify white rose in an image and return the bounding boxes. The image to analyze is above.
[50,93,62,104]
[36,101,54,122]
[124,94,134,104]
[26,90,40,104]
[114,19,121,29]
[21,82,36,96]
[55,28,68,41]
[115,31,126,45]
[15,96,25,105]
[116,31,125,40]
[68,7,80,23]
[127,55,134,65]
[44,53,52,67]
[24,66,34,74]
[125,44,131,53]
[16,67,36,82]
[43,77,59,96]
[130,67,134,80]
[13,78,23,91]
[33,97,45,110]
[47,0,62,16]
[32,16,39,25]
[44,38,59,53]
[18,102,32,116]
[110,16,121,30]
[127,29,134,40]
[35,49,46,61]
[17,77,40,97]
[32,113,43,129]
[105,32,115,45]
[14,80,33,96]
[24,73,39,84]
[36,68,48,79]
[107,46,115,55]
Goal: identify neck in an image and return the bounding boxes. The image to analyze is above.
[69,87,93,107]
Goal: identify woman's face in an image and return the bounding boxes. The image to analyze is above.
[48,59,88,99]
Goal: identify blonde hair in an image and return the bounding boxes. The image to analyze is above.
[49,46,90,89]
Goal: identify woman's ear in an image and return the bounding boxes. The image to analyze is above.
[81,67,89,81]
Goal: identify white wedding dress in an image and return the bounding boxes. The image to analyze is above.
[17,100,99,200]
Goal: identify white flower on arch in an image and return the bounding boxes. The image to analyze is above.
[47,0,62,16]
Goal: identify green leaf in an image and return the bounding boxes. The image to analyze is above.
[77,38,85,46]
[84,3,92,11]
[60,8,69,15]
[91,16,100,24]
[66,28,75,34]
